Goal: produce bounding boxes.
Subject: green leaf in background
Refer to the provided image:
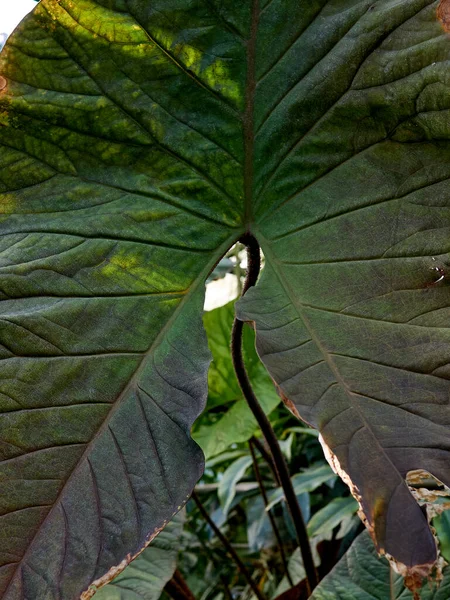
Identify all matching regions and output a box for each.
[2,0,450,595]
[205,450,248,470]
[310,530,450,600]
[93,509,185,600]
[194,301,280,459]
[433,509,450,562]
[307,497,358,539]
[247,490,310,552]
[218,455,253,519]
[266,464,336,512]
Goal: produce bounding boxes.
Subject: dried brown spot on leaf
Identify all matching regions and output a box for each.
[438,0,450,32]
[275,385,302,420]
[319,435,365,518]
[0,76,6,92]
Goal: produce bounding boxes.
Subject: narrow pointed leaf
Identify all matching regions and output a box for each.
[218,455,253,518]
[306,497,358,539]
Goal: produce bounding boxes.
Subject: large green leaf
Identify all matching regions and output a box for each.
[236,0,450,579]
[193,300,280,459]
[1,0,450,597]
[0,2,244,597]
[310,530,450,600]
[93,509,185,600]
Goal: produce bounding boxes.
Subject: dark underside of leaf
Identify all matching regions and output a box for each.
[1,1,450,598]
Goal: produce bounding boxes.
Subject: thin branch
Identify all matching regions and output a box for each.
[250,435,281,486]
[191,520,234,600]
[231,233,319,595]
[249,439,294,587]
[191,491,267,600]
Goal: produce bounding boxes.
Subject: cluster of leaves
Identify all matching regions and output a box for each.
[97,292,450,600]
[3,0,450,598]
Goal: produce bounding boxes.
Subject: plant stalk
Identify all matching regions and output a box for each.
[231,234,319,595]
[250,435,281,486]
[165,569,197,600]
[191,521,234,600]
[191,491,267,600]
[249,439,294,587]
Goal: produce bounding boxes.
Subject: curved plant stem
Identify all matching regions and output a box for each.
[249,439,294,587]
[231,234,319,595]
[191,491,267,600]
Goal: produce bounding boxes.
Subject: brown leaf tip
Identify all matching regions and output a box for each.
[438,0,450,32]
[0,76,6,92]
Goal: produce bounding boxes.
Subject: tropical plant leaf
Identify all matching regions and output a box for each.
[193,301,279,459]
[310,530,450,600]
[273,541,322,598]
[306,497,358,539]
[246,489,310,552]
[0,1,244,597]
[218,455,253,518]
[265,464,336,512]
[236,0,450,578]
[93,509,185,600]
[1,0,450,596]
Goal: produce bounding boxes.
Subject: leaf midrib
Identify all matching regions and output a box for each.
[243,0,260,228]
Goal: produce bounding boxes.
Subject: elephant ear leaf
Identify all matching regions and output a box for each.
[237,0,450,589]
[2,0,450,597]
[0,0,245,598]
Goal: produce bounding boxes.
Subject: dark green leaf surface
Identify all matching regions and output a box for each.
[0,1,245,597]
[310,531,450,600]
[193,301,279,459]
[1,0,450,596]
[237,0,450,575]
[93,509,185,600]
